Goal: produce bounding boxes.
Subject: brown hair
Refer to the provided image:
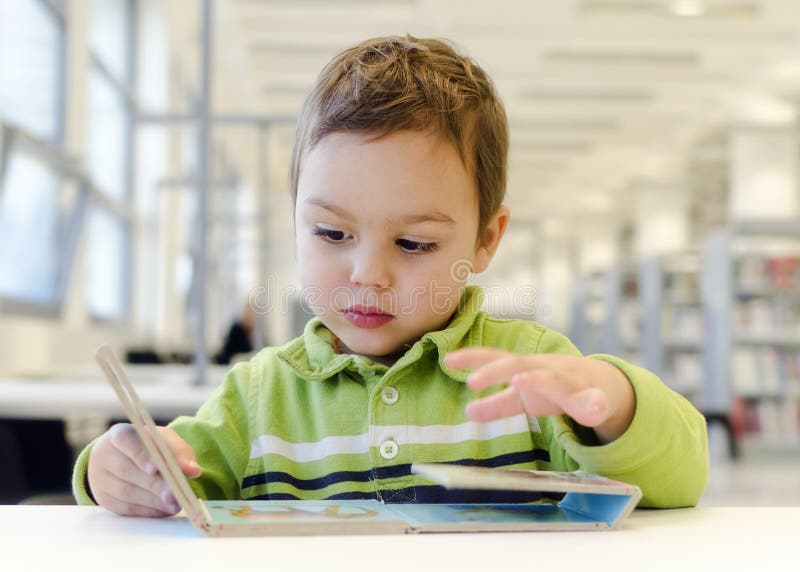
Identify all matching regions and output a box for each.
[289,35,508,237]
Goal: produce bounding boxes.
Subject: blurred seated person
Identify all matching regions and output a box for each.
[214,305,256,365]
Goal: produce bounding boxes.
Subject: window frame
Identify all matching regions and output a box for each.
[84,0,137,324]
[0,0,69,316]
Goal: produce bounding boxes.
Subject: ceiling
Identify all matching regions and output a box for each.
[217,0,800,230]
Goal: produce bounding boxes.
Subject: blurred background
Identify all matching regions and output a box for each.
[0,0,798,505]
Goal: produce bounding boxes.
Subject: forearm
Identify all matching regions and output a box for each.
[556,354,709,507]
[589,359,636,444]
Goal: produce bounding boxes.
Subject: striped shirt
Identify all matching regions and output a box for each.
[72,287,709,508]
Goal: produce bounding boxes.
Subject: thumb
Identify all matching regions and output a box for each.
[157,427,202,478]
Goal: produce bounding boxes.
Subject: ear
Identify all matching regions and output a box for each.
[473,205,510,274]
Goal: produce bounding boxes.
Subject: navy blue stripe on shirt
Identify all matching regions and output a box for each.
[241,448,550,491]
[242,468,374,491]
[444,449,550,468]
[247,486,562,504]
[249,490,379,501]
[406,485,564,504]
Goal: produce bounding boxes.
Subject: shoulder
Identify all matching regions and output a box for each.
[477,313,582,356]
[249,344,291,370]
[247,342,303,384]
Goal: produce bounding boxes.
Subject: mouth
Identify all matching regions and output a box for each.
[345,305,393,316]
[342,306,395,329]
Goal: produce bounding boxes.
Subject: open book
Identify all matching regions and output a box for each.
[95,344,642,537]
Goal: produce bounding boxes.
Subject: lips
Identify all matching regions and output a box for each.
[342,306,395,329]
[347,305,391,316]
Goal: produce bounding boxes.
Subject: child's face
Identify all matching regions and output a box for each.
[295,130,501,360]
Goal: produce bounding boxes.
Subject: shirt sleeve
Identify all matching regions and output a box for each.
[70,361,254,505]
[168,361,253,500]
[71,437,99,505]
[534,329,709,508]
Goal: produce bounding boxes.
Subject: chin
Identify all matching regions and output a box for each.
[339,331,408,358]
[345,338,399,357]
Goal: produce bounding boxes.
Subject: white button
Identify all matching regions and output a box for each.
[379,440,399,460]
[380,386,399,405]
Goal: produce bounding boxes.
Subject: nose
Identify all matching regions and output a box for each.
[349,243,392,289]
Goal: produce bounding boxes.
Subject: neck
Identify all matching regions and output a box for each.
[332,335,410,367]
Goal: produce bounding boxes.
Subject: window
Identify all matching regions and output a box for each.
[87,68,130,200]
[86,0,134,321]
[0,0,67,311]
[0,0,63,143]
[89,0,132,84]
[86,206,129,319]
[0,153,60,304]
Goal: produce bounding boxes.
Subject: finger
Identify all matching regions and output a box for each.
[158,427,202,477]
[465,386,525,422]
[466,354,538,392]
[513,372,610,427]
[98,488,177,518]
[443,347,512,371]
[103,448,178,509]
[108,424,157,476]
[99,469,180,515]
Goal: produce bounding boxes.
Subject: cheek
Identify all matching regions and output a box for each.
[432,244,476,286]
[296,239,344,288]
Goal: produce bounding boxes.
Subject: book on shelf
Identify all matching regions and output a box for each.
[732,347,800,398]
[619,302,639,347]
[664,272,699,301]
[735,298,800,336]
[665,354,702,397]
[739,400,800,448]
[736,255,800,291]
[93,344,642,537]
[662,306,704,341]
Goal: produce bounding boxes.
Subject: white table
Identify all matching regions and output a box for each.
[1,506,796,572]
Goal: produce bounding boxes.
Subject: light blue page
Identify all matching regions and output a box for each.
[204,500,408,526]
[388,503,598,527]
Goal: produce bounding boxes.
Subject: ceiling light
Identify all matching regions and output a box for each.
[668,0,707,17]
[579,0,759,19]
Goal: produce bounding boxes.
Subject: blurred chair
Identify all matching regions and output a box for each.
[0,419,73,504]
[0,422,26,504]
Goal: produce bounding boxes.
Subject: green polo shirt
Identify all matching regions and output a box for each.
[72,286,708,508]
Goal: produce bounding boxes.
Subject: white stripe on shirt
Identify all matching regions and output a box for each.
[250,414,531,462]
[249,433,370,461]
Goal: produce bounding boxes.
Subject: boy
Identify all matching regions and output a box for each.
[73,35,708,517]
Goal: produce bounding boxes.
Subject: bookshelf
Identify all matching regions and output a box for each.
[570,264,639,359]
[571,257,703,402]
[618,266,640,364]
[571,230,800,455]
[640,254,704,404]
[704,223,800,451]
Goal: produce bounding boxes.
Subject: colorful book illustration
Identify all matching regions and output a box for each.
[95,344,642,537]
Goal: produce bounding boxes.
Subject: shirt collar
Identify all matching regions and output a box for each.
[277,285,485,382]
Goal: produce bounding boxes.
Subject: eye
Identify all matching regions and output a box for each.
[396,238,438,255]
[313,227,350,243]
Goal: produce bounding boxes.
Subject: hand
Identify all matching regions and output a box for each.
[444,348,636,443]
[87,423,202,517]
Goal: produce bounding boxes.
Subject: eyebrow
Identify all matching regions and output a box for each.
[398,212,456,225]
[304,198,354,221]
[304,197,456,226]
